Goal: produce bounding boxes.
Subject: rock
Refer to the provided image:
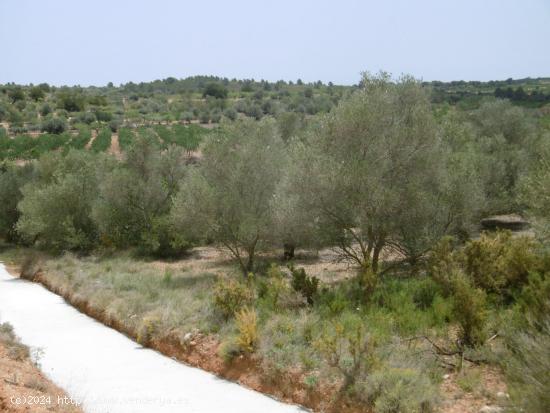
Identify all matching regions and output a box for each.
[496,391,509,400]
[481,214,529,231]
[189,340,197,347]
[182,332,193,343]
[443,374,451,380]
[479,405,503,413]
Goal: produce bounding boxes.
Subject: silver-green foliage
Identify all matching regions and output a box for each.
[283,73,476,273]
[170,119,284,273]
[17,150,105,251]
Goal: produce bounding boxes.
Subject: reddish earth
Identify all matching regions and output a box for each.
[108,133,122,159]
[0,339,82,413]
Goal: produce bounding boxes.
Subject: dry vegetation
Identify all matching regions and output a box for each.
[2,242,531,413]
[0,322,83,413]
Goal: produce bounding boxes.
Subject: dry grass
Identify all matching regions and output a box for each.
[35,251,224,340]
[0,323,30,361]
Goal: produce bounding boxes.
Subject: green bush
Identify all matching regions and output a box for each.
[91,127,112,152]
[315,313,373,389]
[118,127,135,150]
[40,117,66,134]
[17,150,100,251]
[203,82,228,99]
[259,264,291,308]
[451,272,487,347]
[363,367,438,413]
[504,314,550,413]
[427,236,458,297]
[68,125,92,149]
[412,277,440,310]
[290,265,319,305]
[461,231,540,296]
[429,232,544,299]
[138,215,189,258]
[517,272,550,327]
[212,277,254,319]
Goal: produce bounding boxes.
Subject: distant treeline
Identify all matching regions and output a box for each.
[494,86,550,104]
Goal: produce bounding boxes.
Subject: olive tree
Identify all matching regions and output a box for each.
[469,99,536,214]
[170,119,284,274]
[92,137,187,256]
[284,73,477,279]
[0,162,34,242]
[17,151,104,251]
[520,137,550,241]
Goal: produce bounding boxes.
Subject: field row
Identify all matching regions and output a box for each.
[0,124,207,161]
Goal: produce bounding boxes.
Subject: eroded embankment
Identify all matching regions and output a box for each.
[0,265,310,413]
[11,267,360,413]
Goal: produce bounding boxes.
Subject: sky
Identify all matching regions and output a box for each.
[1,0,549,86]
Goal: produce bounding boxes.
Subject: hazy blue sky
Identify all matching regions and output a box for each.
[1,0,549,86]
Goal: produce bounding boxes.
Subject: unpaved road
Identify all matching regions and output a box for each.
[0,264,306,413]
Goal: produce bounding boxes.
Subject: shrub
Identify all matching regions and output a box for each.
[39,103,52,117]
[451,272,487,347]
[212,277,254,319]
[40,117,66,134]
[429,232,544,299]
[224,107,238,121]
[95,110,112,122]
[363,367,438,413]
[218,338,241,363]
[504,314,550,413]
[259,311,320,379]
[517,272,550,327]
[412,278,440,310]
[91,127,111,152]
[0,322,30,361]
[290,265,319,305]
[139,215,189,258]
[19,251,43,281]
[460,231,540,296]
[260,264,291,308]
[203,83,228,99]
[427,236,458,297]
[315,313,373,389]
[235,307,258,352]
[137,316,158,346]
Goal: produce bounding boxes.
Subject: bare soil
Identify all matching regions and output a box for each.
[108,133,122,159]
[0,338,82,413]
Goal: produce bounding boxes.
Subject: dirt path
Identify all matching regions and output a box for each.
[108,133,122,159]
[85,129,97,150]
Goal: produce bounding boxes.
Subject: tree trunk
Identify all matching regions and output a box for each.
[372,240,384,274]
[244,239,258,274]
[245,254,254,273]
[283,243,295,260]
